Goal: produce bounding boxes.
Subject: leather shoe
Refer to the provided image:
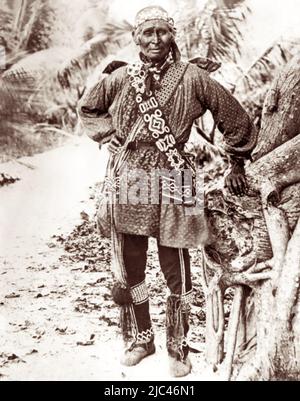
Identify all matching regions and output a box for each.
[121,341,156,366]
[169,356,192,377]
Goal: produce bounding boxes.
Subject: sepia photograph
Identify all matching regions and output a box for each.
[0,0,299,384]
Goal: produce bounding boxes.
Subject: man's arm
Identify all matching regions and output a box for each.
[77,67,125,146]
[194,66,257,196]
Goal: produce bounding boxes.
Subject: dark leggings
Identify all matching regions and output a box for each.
[123,234,192,295]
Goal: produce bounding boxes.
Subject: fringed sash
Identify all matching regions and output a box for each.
[110,62,191,343]
[127,62,196,206]
[111,62,190,286]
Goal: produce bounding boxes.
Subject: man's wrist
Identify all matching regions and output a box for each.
[229,155,245,168]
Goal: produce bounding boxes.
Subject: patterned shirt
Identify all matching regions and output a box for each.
[78,61,257,248]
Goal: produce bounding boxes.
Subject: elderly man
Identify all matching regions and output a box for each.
[78,6,256,377]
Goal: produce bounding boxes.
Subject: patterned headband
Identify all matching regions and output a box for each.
[134,6,175,30]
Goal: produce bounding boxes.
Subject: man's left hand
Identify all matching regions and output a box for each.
[224,162,248,197]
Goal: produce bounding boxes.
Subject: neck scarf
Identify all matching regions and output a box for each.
[139,52,172,93]
[138,38,181,94]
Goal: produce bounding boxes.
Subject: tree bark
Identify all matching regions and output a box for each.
[252,54,300,161]
[203,54,300,381]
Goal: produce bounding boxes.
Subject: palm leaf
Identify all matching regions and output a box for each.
[100,20,133,43]
[233,39,300,127]
[56,33,110,89]
[18,0,42,51]
[1,46,75,120]
[0,0,43,57]
[3,46,74,81]
[181,0,250,62]
[0,74,42,120]
[56,22,132,89]
[236,40,298,92]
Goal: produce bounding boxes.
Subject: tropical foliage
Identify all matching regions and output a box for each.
[0,0,132,160]
[175,0,250,61]
[0,0,299,161]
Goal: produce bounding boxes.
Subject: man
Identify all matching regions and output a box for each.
[78,6,257,377]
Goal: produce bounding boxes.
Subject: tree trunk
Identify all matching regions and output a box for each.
[203,54,300,381]
[252,54,300,161]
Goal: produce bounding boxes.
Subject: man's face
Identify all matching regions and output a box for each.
[137,20,173,63]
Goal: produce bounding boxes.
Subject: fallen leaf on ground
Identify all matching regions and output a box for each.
[26,349,38,355]
[18,321,32,330]
[5,293,20,299]
[5,354,26,364]
[55,327,68,334]
[76,339,95,346]
[0,173,20,187]
[32,329,45,340]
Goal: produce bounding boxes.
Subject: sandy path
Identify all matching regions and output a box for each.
[0,138,211,381]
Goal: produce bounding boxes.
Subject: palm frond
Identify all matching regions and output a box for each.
[0,0,44,57]
[236,40,298,92]
[201,1,249,61]
[233,39,300,127]
[177,0,250,61]
[101,20,133,44]
[18,0,42,51]
[3,46,73,81]
[218,0,244,8]
[56,22,132,89]
[0,5,18,54]
[1,46,75,121]
[0,74,42,120]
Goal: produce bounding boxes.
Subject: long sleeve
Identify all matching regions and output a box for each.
[194,66,257,159]
[77,67,126,144]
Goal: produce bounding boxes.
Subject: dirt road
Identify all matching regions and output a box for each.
[0,138,210,381]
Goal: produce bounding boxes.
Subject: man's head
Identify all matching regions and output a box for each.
[133,6,177,63]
